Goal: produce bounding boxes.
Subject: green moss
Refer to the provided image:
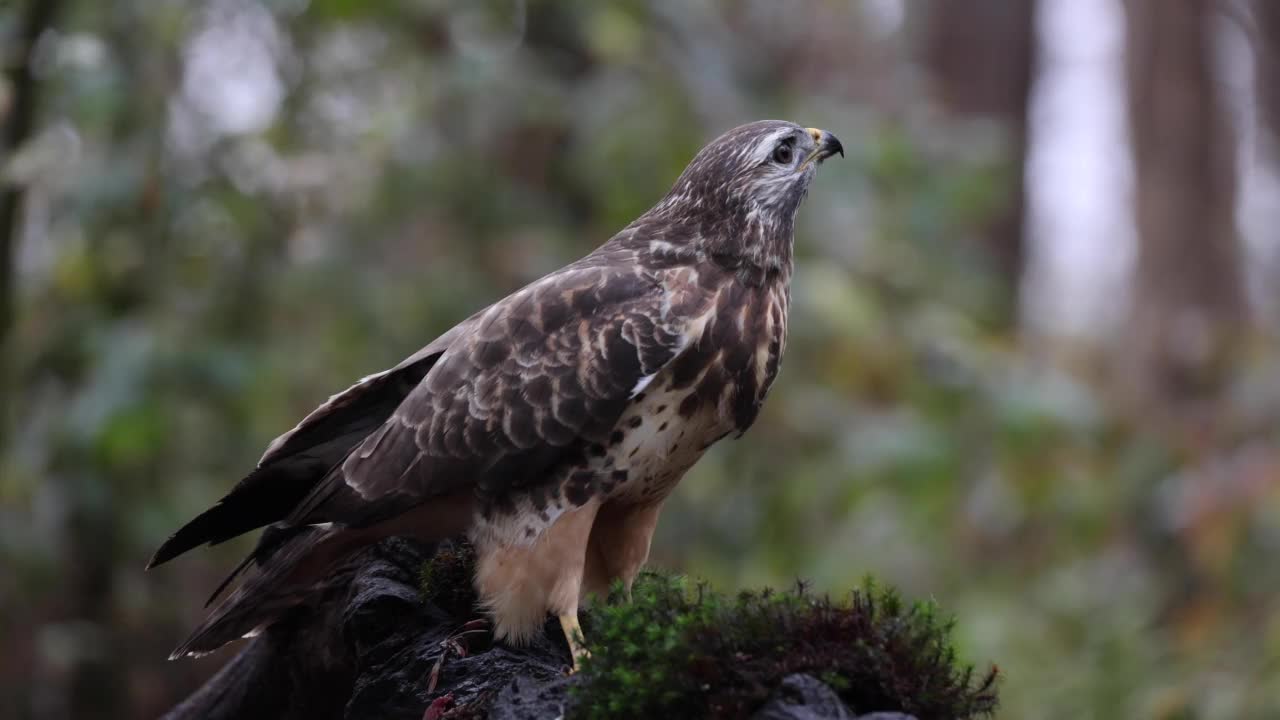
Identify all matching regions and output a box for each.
[416,547,997,719]
[418,539,481,617]
[572,573,998,720]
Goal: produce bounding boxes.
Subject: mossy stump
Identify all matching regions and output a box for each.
[162,538,997,720]
[419,541,998,719]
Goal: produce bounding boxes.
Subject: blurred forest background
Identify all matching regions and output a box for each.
[2,0,1280,718]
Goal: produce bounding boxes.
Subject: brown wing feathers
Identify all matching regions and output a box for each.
[163,262,704,656]
[146,311,489,569]
[284,262,688,528]
[145,352,442,569]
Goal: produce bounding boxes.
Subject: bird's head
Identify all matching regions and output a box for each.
[645,120,843,272]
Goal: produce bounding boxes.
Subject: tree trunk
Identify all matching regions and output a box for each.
[1121,0,1245,424]
[1258,0,1280,156]
[0,0,63,448]
[923,0,1038,323]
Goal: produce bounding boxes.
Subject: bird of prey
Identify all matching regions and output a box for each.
[150,120,843,668]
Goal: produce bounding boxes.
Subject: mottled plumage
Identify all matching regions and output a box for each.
[151,120,842,663]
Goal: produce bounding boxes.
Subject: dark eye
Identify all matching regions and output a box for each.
[772,142,794,164]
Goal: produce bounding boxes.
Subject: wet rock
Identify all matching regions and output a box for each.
[487,674,579,720]
[340,539,574,719]
[751,674,855,720]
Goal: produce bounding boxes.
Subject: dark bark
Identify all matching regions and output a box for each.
[923,0,1037,319]
[162,539,575,720]
[1122,0,1245,421]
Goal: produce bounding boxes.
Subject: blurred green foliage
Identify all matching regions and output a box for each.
[2,1,1279,719]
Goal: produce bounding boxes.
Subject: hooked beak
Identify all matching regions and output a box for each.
[799,127,844,169]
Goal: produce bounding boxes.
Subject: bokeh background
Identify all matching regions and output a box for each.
[3,0,1280,717]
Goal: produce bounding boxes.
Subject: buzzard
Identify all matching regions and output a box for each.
[150,120,843,667]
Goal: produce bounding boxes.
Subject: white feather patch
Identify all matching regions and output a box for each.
[630,373,658,397]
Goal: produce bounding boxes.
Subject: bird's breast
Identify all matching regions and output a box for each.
[470,277,789,547]
[595,375,728,504]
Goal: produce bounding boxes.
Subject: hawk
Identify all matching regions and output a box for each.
[150,120,843,667]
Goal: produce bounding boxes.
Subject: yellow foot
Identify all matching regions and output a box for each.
[558,613,591,673]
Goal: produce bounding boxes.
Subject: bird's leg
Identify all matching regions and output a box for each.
[558,612,591,672]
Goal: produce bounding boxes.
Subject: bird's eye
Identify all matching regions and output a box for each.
[772,142,794,164]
